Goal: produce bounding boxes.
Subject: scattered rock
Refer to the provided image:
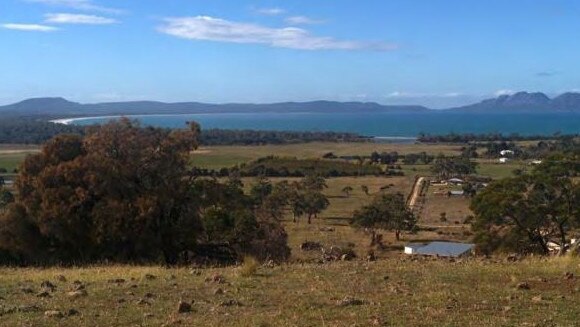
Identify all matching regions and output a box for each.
[337,296,365,306]
[516,282,530,290]
[532,295,544,303]
[220,299,242,307]
[41,281,56,292]
[564,272,574,280]
[177,300,192,313]
[67,308,80,316]
[205,273,226,284]
[21,287,34,294]
[322,246,357,262]
[44,310,64,318]
[36,291,52,298]
[144,274,157,281]
[300,241,322,251]
[67,289,88,299]
[136,298,151,306]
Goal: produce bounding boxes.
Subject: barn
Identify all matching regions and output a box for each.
[404,241,475,258]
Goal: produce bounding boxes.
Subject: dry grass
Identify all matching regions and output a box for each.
[0,257,577,326]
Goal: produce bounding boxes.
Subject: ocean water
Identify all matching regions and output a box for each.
[69,112,580,137]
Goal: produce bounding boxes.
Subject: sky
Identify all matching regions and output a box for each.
[1,0,580,108]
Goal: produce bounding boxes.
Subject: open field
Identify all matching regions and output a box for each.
[191,142,462,170]
[0,257,577,326]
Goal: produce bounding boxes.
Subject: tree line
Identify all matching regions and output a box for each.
[418,132,579,144]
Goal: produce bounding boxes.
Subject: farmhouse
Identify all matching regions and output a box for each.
[404,242,475,258]
[448,178,464,185]
[500,150,514,156]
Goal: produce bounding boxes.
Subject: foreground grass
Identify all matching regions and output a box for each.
[0,257,577,326]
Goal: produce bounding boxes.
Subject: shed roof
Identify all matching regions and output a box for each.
[415,242,474,257]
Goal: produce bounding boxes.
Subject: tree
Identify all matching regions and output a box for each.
[351,193,416,242]
[6,119,202,264]
[0,188,14,209]
[471,156,579,255]
[342,186,353,198]
[249,175,273,206]
[302,191,330,224]
[431,155,477,179]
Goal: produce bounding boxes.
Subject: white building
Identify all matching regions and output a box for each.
[500,150,515,156]
[499,157,509,164]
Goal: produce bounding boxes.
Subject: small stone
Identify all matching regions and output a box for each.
[36,291,52,298]
[67,289,88,299]
[44,310,64,318]
[337,296,365,306]
[41,281,56,292]
[516,282,530,290]
[177,300,192,313]
[503,306,512,312]
[21,287,34,294]
[67,308,80,316]
[220,299,242,307]
[532,295,544,302]
[144,274,157,280]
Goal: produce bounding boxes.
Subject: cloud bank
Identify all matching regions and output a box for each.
[158,16,397,51]
[1,23,58,31]
[45,13,117,24]
[25,0,122,14]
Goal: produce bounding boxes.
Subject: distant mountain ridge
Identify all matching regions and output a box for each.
[449,92,580,113]
[0,98,428,118]
[1,92,580,118]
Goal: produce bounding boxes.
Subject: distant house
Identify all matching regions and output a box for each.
[499,157,509,164]
[448,190,465,197]
[404,242,475,258]
[530,160,543,165]
[448,178,464,185]
[500,150,514,156]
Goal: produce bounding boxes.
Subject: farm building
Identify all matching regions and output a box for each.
[500,150,514,156]
[404,242,475,258]
[448,190,465,197]
[499,157,509,164]
[448,178,464,185]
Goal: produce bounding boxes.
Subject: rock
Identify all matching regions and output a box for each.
[220,299,242,307]
[532,295,544,303]
[564,272,574,280]
[36,291,52,298]
[21,287,34,294]
[503,306,512,312]
[67,308,80,316]
[337,296,365,306]
[300,241,322,251]
[67,289,88,299]
[41,281,56,292]
[136,298,151,306]
[44,310,64,318]
[144,274,157,280]
[516,282,530,290]
[177,300,192,313]
[205,273,226,284]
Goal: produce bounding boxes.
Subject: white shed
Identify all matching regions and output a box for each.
[499,157,509,164]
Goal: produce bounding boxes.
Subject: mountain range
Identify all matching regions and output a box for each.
[1,92,579,119]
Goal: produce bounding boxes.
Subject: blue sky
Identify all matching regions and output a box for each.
[1,0,580,108]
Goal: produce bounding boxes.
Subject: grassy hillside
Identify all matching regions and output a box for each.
[0,257,577,326]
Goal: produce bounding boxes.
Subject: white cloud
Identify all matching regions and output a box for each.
[494,89,515,96]
[45,13,118,24]
[1,23,58,32]
[255,7,285,16]
[24,0,123,14]
[386,91,463,98]
[158,16,397,51]
[285,16,325,25]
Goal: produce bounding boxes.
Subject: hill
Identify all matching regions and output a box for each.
[0,98,428,119]
[449,91,580,113]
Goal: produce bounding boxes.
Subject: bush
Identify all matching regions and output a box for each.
[238,256,259,277]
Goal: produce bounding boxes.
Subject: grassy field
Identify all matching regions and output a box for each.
[0,257,577,326]
[191,142,462,170]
